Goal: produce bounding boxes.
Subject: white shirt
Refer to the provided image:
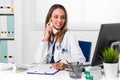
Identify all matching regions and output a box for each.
[35,31,86,64]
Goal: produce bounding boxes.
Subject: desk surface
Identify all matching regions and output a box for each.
[0,67,120,80]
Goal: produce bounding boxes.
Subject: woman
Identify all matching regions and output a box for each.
[35,4,85,70]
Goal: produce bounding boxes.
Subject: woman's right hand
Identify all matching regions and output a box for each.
[43,22,53,41]
[52,62,68,70]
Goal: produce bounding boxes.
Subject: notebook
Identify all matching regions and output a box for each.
[26,64,59,75]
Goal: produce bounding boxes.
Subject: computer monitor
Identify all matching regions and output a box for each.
[91,23,120,66]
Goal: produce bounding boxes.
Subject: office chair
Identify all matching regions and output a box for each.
[78,40,92,62]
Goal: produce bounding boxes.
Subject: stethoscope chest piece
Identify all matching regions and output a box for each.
[56,44,61,50]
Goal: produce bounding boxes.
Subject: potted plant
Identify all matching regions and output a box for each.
[102,47,119,79]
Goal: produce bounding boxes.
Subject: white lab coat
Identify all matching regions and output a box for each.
[35,31,86,64]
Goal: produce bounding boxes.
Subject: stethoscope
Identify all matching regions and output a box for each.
[49,30,68,53]
[50,40,68,54]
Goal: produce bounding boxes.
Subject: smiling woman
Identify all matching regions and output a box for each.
[34,4,86,70]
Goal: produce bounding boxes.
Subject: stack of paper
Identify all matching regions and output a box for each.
[0,63,13,70]
[26,64,59,75]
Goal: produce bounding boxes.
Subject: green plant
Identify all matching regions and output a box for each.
[102,47,119,63]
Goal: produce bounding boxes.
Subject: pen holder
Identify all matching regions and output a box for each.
[68,62,83,79]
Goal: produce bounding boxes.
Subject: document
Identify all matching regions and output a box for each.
[26,64,59,75]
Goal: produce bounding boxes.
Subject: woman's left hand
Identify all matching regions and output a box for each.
[52,62,68,70]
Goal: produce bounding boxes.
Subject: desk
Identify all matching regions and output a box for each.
[0,69,84,80]
[0,68,120,80]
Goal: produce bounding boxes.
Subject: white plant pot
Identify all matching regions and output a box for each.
[103,62,118,79]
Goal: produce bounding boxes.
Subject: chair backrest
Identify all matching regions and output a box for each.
[78,40,92,62]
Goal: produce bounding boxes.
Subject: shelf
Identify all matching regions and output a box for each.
[0,38,14,40]
[0,14,14,15]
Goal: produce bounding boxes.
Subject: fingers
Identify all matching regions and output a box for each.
[46,22,52,34]
[52,63,67,70]
[52,63,63,70]
[43,22,52,41]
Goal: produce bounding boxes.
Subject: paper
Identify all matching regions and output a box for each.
[26,64,59,75]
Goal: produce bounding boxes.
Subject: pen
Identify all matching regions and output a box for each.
[66,60,71,64]
[56,59,62,63]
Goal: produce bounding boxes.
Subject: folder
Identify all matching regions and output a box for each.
[0,0,12,14]
[7,15,14,38]
[7,40,15,63]
[0,40,8,63]
[0,0,4,13]
[26,64,59,75]
[0,16,7,38]
[0,41,2,61]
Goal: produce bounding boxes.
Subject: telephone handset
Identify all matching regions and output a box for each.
[49,20,58,34]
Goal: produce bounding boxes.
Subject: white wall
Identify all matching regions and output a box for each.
[31,0,120,30]
[84,0,120,23]
[20,0,120,64]
[14,0,23,65]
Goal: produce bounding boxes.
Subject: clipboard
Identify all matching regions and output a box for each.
[26,64,59,75]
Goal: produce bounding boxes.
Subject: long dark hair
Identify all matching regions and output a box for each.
[45,4,68,43]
